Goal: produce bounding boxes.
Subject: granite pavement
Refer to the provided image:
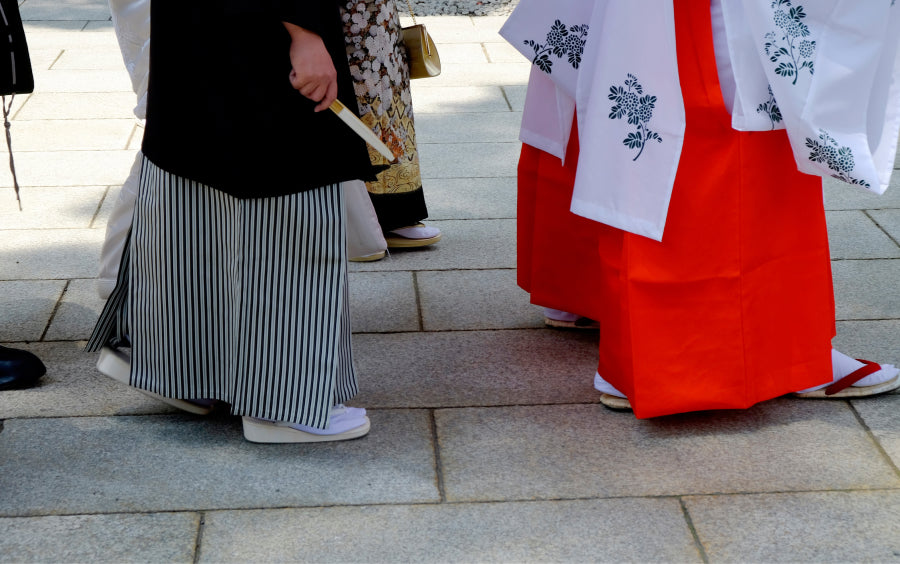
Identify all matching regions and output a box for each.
[2,2,900,562]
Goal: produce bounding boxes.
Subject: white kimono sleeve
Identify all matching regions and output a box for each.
[738,0,900,194]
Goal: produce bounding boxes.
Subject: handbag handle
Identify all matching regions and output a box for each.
[404,0,417,26]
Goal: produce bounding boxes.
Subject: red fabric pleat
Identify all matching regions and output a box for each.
[517,129,605,320]
[517,0,836,418]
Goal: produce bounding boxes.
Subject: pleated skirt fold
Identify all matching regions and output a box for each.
[92,157,356,430]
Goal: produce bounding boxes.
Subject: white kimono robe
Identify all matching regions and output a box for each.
[501,0,900,241]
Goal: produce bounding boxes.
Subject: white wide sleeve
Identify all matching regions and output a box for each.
[739,0,900,194]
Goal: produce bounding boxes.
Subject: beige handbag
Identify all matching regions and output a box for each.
[401,0,441,79]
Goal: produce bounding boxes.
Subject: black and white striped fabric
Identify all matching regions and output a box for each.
[94,157,356,430]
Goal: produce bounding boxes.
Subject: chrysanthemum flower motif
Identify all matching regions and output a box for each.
[637,104,653,124]
[622,92,640,113]
[547,20,568,48]
[774,10,791,29]
[798,39,814,58]
[837,153,854,173]
[564,34,584,58]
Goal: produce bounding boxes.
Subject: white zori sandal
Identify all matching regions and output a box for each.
[242,405,370,443]
[384,223,441,248]
[793,349,900,398]
[543,308,599,330]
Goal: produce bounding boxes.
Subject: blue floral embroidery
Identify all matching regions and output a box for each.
[764,0,815,85]
[608,74,662,161]
[524,20,589,74]
[756,85,782,130]
[805,130,871,188]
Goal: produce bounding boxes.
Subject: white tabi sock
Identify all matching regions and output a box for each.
[795,349,899,393]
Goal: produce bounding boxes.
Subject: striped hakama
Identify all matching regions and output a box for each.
[89,158,356,430]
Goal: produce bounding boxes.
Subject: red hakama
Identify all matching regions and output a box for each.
[517,0,836,418]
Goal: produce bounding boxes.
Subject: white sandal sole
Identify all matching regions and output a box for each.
[97,347,213,415]
[242,416,371,443]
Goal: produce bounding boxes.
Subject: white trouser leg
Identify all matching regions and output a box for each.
[97,151,141,299]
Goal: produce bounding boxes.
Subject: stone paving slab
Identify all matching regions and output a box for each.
[484,41,527,63]
[94,185,122,227]
[424,176,516,220]
[0,150,137,187]
[404,16,510,44]
[15,93,135,120]
[418,268,540,330]
[0,228,104,279]
[0,119,134,152]
[832,259,900,320]
[27,47,65,71]
[20,0,110,21]
[52,47,128,71]
[0,341,181,419]
[349,271,420,333]
[44,278,105,340]
[434,42,489,64]
[198,498,701,563]
[852,394,900,470]
[0,512,200,564]
[833,320,900,373]
[826,210,900,259]
[0,410,438,516]
[684,491,900,563]
[0,186,106,229]
[435,402,900,502]
[353,329,599,408]
[503,84,527,111]
[416,111,522,144]
[23,21,91,35]
[409,85,511,113]
[869,208,900,242]
[418,141,519,179]
[0,280,64,341]
[824,168,900,210]
[31,69,132,93]
[423,62,531,87]
[349,219,516,272]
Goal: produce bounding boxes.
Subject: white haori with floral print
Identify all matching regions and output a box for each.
[503,0,900,240]
[520,66,576,162]
[502,0,686,241]
[730,0,900,194]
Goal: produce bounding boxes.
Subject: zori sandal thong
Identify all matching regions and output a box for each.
[793,359,900,399]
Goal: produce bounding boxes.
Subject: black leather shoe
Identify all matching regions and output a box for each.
[0,345,46,390]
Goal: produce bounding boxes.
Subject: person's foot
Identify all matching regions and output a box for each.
[794,349,900,398]
[543,308,599,330]
[0,345,46,391]
[385,223,441,248]
[242,404,370,443]
[594,372,632,411]
[96,346,216,415]
[349,250,387,262]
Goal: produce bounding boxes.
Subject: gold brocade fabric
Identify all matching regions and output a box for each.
[341,0,423,196]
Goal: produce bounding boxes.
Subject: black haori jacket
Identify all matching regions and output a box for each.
[141,0,376,199]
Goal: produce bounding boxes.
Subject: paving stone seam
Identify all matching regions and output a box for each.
[192,511,206,564]
[411,271,426,332]
[89,188,112,228]
[428,409,448,502]
[848,401,900,479]
[833,317,900,322]
[831,256,900,261]
[864,209,900,248]
[678,497,711,564]
[37,279,68,341]
[6,489,900,521]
